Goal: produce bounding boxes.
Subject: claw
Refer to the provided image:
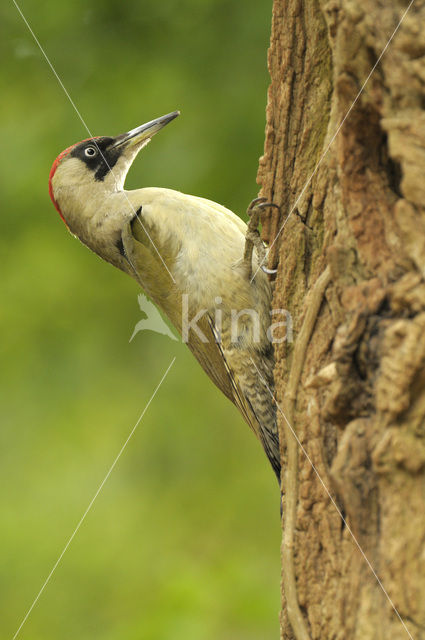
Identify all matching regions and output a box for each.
[241,198,280,279]
[248,196,268,211]
[261,266,277,275]
[257,202,280,211]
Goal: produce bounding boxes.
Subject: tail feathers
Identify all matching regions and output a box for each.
[243,390,280,481]
[260,428,281,481]
[200,315,281,480]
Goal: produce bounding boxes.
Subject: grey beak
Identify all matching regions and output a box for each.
[112,111,180,148]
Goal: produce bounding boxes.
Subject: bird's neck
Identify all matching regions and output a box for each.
[57,183,117,233]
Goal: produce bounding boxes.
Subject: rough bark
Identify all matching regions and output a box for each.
[257,1,425,639]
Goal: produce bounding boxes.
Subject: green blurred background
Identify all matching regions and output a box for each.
[0,1,280,638]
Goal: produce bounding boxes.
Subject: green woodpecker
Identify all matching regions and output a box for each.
[49,111,280,478]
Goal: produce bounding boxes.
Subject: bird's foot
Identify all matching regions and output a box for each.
[242,197,279,279]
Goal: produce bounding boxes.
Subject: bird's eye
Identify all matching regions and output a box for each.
[84,146,97,157]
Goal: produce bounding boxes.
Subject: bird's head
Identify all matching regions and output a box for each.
[49,111,180,228]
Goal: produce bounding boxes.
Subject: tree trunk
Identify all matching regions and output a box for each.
[257,1,425,639]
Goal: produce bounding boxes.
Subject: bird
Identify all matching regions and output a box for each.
[49,111,280,479]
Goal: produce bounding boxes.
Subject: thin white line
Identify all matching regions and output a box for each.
[12,357,176,640]
[251,0,416,283]
[250,357,415,640]
[12,0,176,285]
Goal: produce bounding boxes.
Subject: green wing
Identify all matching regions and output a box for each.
[121,217,260,437]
